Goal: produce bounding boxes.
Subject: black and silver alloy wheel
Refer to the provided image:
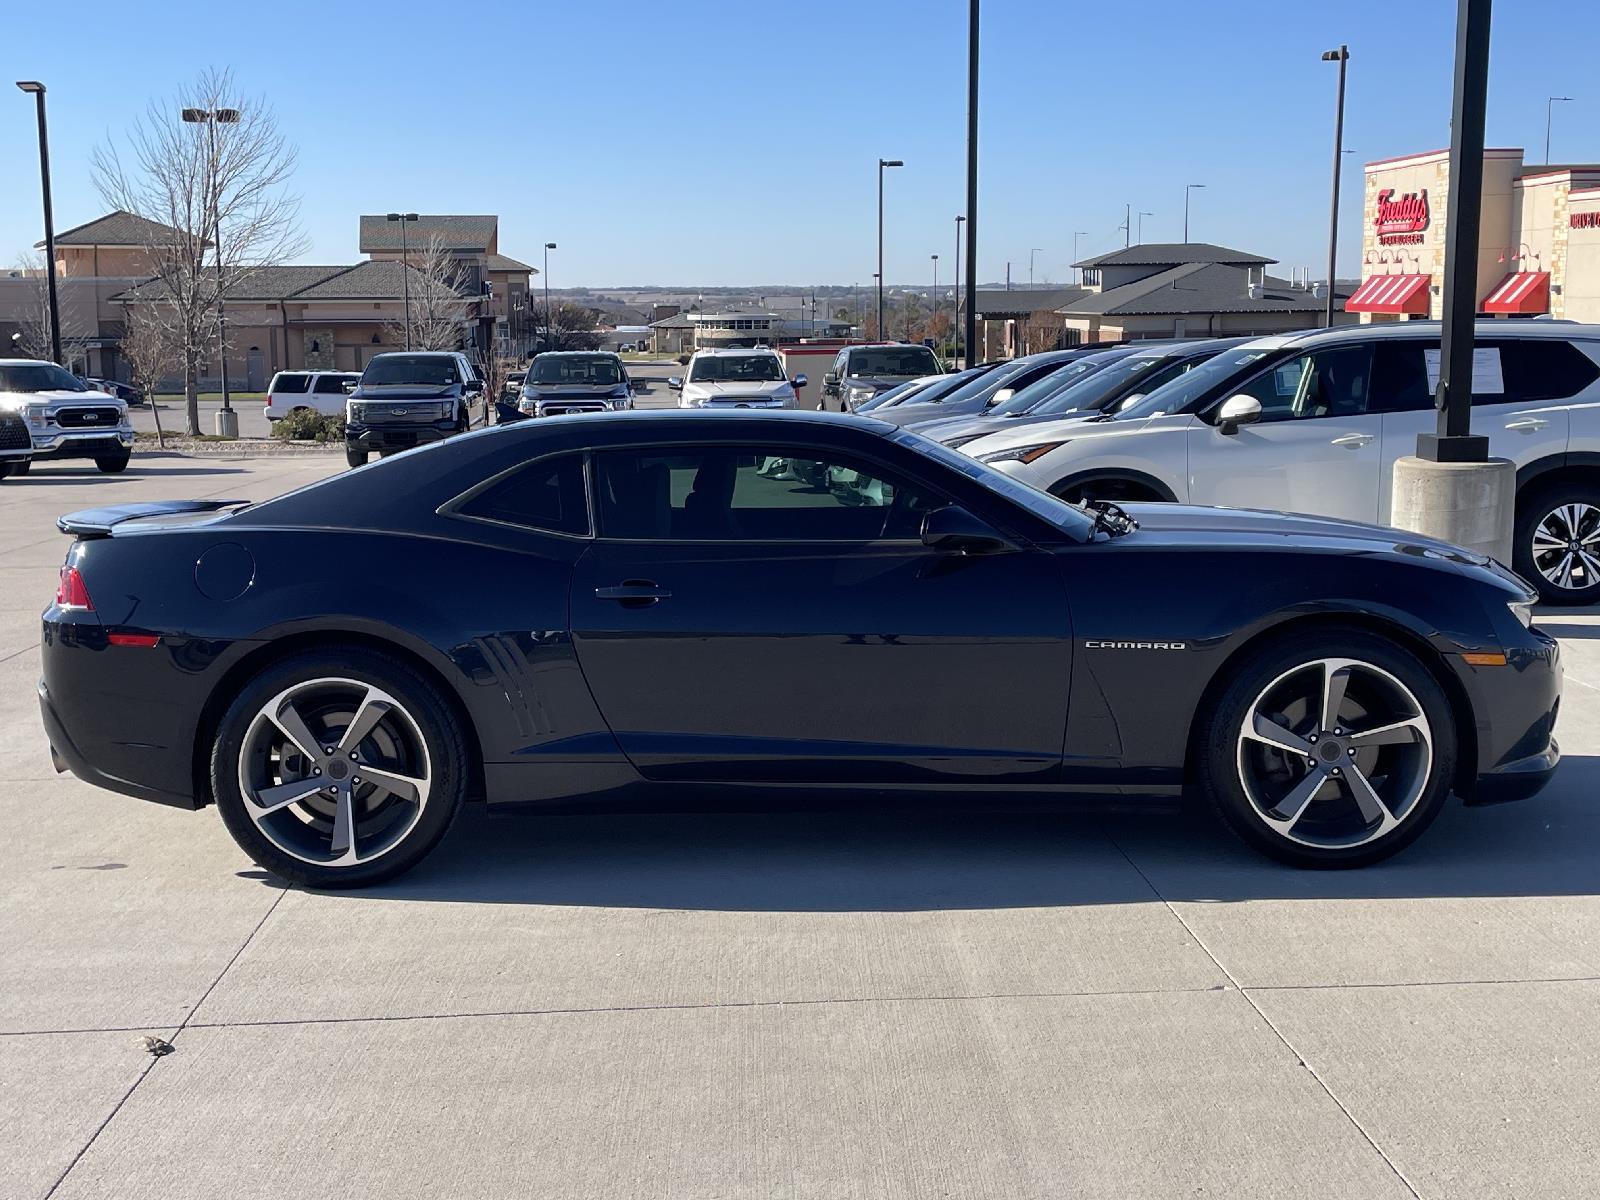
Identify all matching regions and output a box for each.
[1515,484,1600,604]
[213,649,467,887]
[1199,631,1455,867]
[1236,658,1431,850]
[239,678,432,869]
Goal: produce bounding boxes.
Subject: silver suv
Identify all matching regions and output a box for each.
[0,359,134,474]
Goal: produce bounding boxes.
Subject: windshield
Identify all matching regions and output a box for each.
[848,346,940,377]
[362,355,459,386]
[1029,352,1181,417]
[532,356,623,385]
[922,358,1033,409]
[1114,345,1281,419]
[689,355,783,382]
[0,363,89,394]
[988,354,1123,416]
[892,427,1096,538]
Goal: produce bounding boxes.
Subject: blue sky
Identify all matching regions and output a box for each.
[2,0,1595,287]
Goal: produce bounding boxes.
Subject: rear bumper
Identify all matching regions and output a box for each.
[39,677,199,809]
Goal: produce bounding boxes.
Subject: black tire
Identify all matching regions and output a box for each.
[345,448,369,468]
[95,453,130,474]
[1195,629,1456,868]
[211,647,469,888]
[1513,481,1600,605]
[10,460,30,476]
[0,463,11,481]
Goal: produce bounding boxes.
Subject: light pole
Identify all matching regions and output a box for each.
[386,213,418,350]
[1073,231,1087,282]
[1545,95,1573,163]
[1184,184,1206,243]
[542,242,556,352]
[1028,247,1043,286]
[1136,213,1153,244]
[1322,46,1350,328]
[877,158,903,338]
[15,82,60,366]
[930,254,939,348]
[963,0,979,370]
[183,105,241,434]
[953,216,965,363]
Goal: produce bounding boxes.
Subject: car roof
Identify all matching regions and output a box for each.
[0,358,57,367]
[1234,320,1600,355]
[536,350,619,358]
[691,347,780,357]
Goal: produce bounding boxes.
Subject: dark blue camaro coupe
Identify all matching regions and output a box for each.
[40,411,1559,886]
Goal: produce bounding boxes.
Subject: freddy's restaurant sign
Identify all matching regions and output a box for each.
[1376,188,1430,245]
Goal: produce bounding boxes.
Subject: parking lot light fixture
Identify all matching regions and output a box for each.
[386,213,418,350]
[930,254,939,345]
[1546,95,1573,163]
[1322,46,1351,328]
[1184,184,1206,243]
[17,81,62,366]
[953,216,965,362]
[877,159,903,338]
[1073,231,1087,283]
[543,242,557,353]
[184,106,242,419]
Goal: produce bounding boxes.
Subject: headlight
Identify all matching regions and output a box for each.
[348,402,367,421]
[1509,599,1535,629]
[942,432,985,449]
[847,386,875,403]
[976,441,1068,465]
[24,404,48,428]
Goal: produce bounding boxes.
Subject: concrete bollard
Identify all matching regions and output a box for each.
[1390,455,1515,565]
[213,408,239,439]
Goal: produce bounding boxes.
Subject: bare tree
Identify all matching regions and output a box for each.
[119,304,181,448]
[1020,309,1064,355]
[94,67,304,435]
[545,302,603,352]
[381,234,476,352]
[11,253,94,369]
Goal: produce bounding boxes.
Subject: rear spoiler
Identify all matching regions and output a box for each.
[57,499,248,539]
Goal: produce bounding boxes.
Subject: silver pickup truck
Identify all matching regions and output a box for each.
[0,359,135,474]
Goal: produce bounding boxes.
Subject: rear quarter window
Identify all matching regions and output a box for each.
[1495,339,1600,403]
[454,455,589,536]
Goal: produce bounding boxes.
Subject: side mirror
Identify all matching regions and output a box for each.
[823,371,839,392]
[792,373,808,389]
[668,376,683,390]
[1216,394,1263,434]
[342,380,358,394]
[921,505,1012,555]
[988,387,1015,407]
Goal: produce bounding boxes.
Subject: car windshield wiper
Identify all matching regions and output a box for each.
[1081,498,1139,538]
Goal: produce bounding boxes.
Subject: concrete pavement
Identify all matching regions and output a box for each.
[3,451,1600,1198]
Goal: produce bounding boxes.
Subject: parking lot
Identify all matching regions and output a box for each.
[4,451,1600,1199]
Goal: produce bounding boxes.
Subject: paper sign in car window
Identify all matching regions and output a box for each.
[1424,347,1504,395]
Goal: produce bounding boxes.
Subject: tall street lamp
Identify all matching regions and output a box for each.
[1184,184,1206,243]
[1073,231,1087,282]
[877,158,903,337]
[542,242,557,352]
[1546,95,1573,163]
[17,81,62,366]
[963,0,980,366]
[183,105,240,433]
[1028,247,1043,287]
[1136,213,1153,244]
[930,254,939,347]
[953,215,965,361]
[386,213,418,350]
[1322,46,1351,328]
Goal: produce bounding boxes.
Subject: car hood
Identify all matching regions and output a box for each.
[1120,502,1497,568]
[682,380,791,398]
[526,382,625,396]
[350,383,461,400]
[872,397,992,428]
[0,387,118,409]
[959,411,1174,456]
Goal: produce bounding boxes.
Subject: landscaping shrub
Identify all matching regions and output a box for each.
[272,410,346,443]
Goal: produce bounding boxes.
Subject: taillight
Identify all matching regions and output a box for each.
[55,565,94,610]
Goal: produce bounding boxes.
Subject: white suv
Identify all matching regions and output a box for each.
[959,321,1600,604]
[669,349,801,409]
[264,370,361,420]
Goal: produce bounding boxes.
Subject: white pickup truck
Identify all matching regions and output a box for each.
[960,321,1600,603]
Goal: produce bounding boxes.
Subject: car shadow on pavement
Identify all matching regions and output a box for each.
[339,754,1600,911]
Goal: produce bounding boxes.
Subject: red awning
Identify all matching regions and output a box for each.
[1345,273,1432,315]
[1482,271,1551,314]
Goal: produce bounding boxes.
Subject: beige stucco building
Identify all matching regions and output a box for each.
[1350,147,1600,323]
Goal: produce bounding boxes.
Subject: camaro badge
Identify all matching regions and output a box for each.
[1084,640,1188,650]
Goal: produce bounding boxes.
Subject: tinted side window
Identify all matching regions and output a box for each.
[594,448,942,542]
[1370,341,1434,413]
[1494,339,1600,404]
[312,374,350,393]
[272,373,310,394]
[457,455,589,535]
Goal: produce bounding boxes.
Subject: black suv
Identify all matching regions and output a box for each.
[344,351,482,468]
[820,343,943,411]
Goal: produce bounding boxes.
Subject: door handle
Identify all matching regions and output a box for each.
[594,580,671,605]
[1505,417,1548,432]
[1330,433,1374,448]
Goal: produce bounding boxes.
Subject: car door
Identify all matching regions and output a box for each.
[1186,343,1383,523]
[1374,337,1576,523]
[568,442,1073,785]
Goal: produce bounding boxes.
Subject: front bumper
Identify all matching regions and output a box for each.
[31,428,135,461]
[1460,625,1562,806]
[346,420,457,452]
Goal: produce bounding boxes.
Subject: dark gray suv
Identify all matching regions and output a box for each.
[820,343,943,411]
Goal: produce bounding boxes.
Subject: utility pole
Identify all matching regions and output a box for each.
[1322,46,1350,327]
[1123,203,1131,248]
[954,215,964,364]
[963,0,979,372]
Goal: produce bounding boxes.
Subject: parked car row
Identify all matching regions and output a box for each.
[0,359,136,479]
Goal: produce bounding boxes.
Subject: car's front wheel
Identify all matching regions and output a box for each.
[1514,482,1600,604]
[9,460,31,476]
[95,452,130,474]
[1196,630,1455,868]
[345,449,369,468]
[212,649,469,888]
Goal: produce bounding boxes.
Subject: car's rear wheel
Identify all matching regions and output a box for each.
[212,649,468,888]
[345,449,369,468]
[95,452,130,474]
[1196,630,1455,867]
[1514,482,1600,604]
